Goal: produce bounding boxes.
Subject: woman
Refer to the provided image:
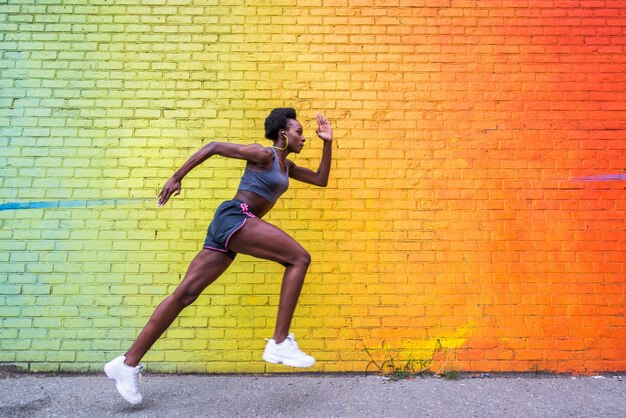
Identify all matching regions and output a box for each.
[105,108,333,405]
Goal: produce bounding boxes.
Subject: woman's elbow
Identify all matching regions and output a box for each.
[203,142,217,156]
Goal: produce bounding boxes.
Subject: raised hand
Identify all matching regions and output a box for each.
[315,113,333,142]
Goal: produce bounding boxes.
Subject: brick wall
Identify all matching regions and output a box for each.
[1,0,624,374]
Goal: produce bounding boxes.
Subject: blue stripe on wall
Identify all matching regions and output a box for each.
[572,173,626,182]
[0,198,151,211]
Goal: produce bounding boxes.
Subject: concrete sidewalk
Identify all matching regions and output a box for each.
[0,372,624,417]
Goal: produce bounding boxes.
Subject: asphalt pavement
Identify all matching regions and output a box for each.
[0,372,624,417]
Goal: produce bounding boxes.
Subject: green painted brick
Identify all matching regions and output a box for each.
[106,307,134,318]
[107,329,138,340]
[1,340,31,350]
[44,23,72,32]
[51,285,81,296]
[18,328,48,339]
[25,263,54,273]
[15,351,47,362]
[0,329,19,339]
[53,262,83,272]
[110,285,140,294]
[57,363,93,372]
[69,230,99,240]
[138,285,167,295]
[21,285,51,295]
[62,318,93,328]
[93,296,124,306]
[48,329,77,340]
[113,242,141,251]
[19,307,50,317]
[181,340,208,350]
[123,296,154,306]
[79,285,111,295]
[0,285,21,295]
[150,363,177,373]
[97,230,128,241]
[32,317,62,328]
[29,363,60,373]
[91,340,125,351]
[92,318,121,329]
[3,295,33,306]
[45,352,76,362]
[49,306,79,316]
[78,307,108,318]
[76,322,108,337]
[3,177,33,188]
[3,318,33,328]
[176,363,209,373]
[64,296,95,306]
[81,263,112,273]
[25,241,55,252]
[124,318,150,329]
[178,317,207,328]
[0,352,17,362]
[76,352,107,363]
[35,296,65,306]
[61,337,95,352]
[9,230,40,240]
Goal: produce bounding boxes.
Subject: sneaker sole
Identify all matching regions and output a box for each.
[104,363,142,405]
[263,352,315,368]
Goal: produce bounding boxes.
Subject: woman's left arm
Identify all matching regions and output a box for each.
[288,113,333,187]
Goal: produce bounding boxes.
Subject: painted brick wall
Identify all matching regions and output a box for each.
[1,0,625,374]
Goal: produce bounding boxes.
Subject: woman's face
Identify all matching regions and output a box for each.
[284,119,305,153]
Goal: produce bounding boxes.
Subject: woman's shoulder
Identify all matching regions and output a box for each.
[241,144,274,169]
[246,144,274,164]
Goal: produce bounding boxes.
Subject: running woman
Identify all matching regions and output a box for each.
[105,108,333,404]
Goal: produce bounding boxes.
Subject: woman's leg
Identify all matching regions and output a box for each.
[227,218,311,343]
[124,249,234,366]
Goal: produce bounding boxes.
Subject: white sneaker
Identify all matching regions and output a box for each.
[263,333,316,368]
[104,355,143,405]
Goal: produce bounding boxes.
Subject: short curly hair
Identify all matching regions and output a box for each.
[264,107,297,140]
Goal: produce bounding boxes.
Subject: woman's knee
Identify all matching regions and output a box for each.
[289,249,311,268]
[172,288,200,308]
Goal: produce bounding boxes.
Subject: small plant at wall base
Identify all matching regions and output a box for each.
[442,370,461,380]
[362,339,451,381]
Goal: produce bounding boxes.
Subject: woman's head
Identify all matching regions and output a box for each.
[264,108,297,140]
[264,107,305,153]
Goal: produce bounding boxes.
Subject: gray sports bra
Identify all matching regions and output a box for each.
[237,148,289,203]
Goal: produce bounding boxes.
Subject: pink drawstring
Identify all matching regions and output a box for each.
[240,203,256,218]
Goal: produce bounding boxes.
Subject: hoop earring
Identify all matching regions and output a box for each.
[272,133,288,150]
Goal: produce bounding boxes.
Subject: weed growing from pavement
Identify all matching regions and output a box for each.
[361,338,453,381]
[442,370,461,380]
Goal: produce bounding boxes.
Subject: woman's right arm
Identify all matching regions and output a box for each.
[158,142,272,206]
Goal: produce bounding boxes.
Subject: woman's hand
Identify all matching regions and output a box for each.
[157,176,181,207]
[315,113,333,142]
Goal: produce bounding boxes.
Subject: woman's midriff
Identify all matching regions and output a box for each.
[233,190,274,218]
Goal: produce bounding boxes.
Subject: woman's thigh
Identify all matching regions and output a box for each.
[227,217,309,266]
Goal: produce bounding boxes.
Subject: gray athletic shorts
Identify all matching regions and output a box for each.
[203,200,256,260]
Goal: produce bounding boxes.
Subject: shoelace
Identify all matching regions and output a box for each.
[265,334,301,351]
[133,364,144,388]
[284,336,307,355]
[284,336,298,349]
